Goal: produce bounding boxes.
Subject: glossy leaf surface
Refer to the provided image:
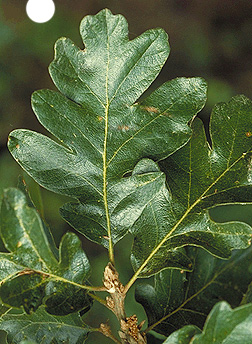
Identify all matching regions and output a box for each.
[130,95,252,276]
[7,9,207,253]
[136,245,252,336]
[0,307,90,344]
[0,188,92,315]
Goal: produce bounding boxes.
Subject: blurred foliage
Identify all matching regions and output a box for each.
[1,0,252,343]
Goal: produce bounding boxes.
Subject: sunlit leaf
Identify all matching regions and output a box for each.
[7,9,207,253]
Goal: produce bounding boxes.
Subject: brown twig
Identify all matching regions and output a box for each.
[103,263,147,344]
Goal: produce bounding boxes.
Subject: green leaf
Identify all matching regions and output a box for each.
[190,301,252,344]
[136,245,252,336]
[0,307,90,344]
[130,95,252,277]
[16,176,59,260]
[7,9,207,255]
[241,283,252,305]
[0,304,9,317]
[163,301,252,344]
[162,325,200,344]
[0,188,92,315]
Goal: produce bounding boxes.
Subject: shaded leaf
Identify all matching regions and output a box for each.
[241,281,252,305]
[130,95,252,277]
[0,304,9,317]
[17,176,59,260]
[136,245,252,336]
[0,307,90,344]
[7,9,207,252]
[0,188,92,315]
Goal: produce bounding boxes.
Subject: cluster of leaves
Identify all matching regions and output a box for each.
[1,8,252,344]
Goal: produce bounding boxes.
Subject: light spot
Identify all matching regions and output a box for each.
[246,132,252,137]
[26,0,55,23]
[17,241,22,248]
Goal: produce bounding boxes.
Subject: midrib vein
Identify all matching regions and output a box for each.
[103,25,114,265]
[124,152,246,293]
[0,263,96,292]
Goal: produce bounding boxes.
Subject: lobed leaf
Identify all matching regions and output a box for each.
[190,301,252,344]
[130,95,252,277]
[7,9,207,253]
[0,188,92,315]
[0,307,90,344]
[136,245,252,336]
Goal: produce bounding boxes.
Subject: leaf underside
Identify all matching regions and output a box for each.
[0,188,92,316]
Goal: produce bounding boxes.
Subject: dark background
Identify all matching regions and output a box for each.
[1,1,252,343]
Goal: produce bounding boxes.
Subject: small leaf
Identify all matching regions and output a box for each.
[136,245,252,336]
[162,325,200,344]
[7,9,207,255]
[0,307,90,344]
[0,188,92,315]
[191,301,252,343]
[130,95,252,276]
